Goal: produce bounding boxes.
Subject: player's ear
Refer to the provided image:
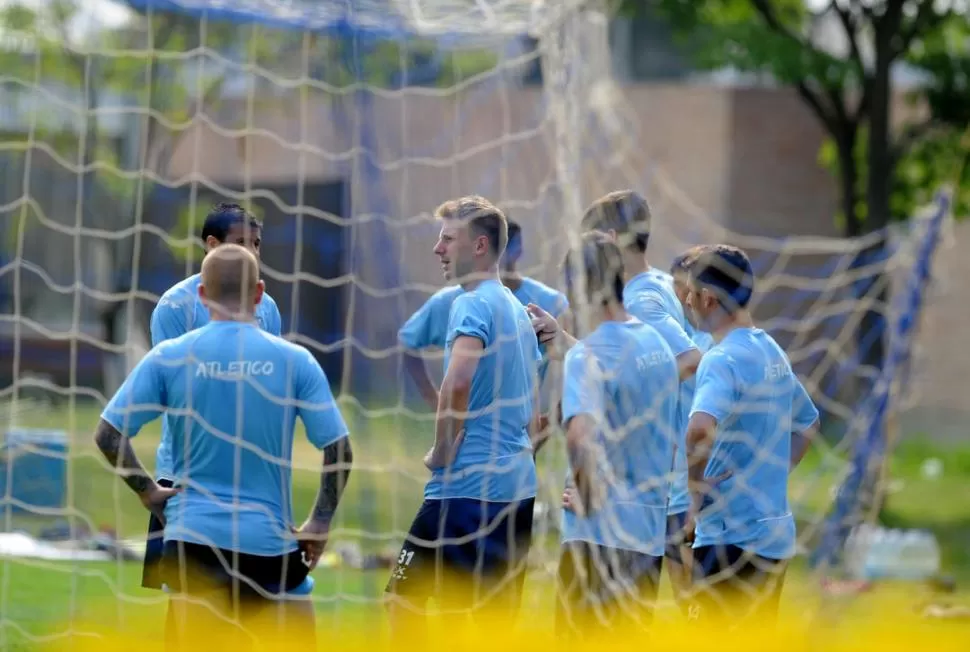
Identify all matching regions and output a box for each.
[475,234,489,256]
[197,284,208,306]
[204,235,221,251]
[254,280,265,305]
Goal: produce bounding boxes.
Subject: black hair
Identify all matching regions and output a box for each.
[201,202,262,243]
[688,244,755,311]
[506,220,523,258]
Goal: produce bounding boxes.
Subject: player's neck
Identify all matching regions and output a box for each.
[603,305,629,324]
[208,304,257,323]
[623,255,649,281]
[460,267,500,291]
[712,310,755,343]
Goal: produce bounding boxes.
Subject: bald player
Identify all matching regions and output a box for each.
[144,202,282,592]
[95,244,352,644]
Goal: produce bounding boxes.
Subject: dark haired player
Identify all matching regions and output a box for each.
[386,196,541,642]
[555,233,679,637]
[96,245,350,645]
[143,202,283,591]
[684,244,819,626]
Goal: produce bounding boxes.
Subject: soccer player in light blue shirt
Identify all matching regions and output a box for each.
[684,245,819,626]
[386,197,541,643]
[555,234,679,637]
[142,202,283,592]
[95,245,351,644]
[573,192,702,609]
[399,220,566,438]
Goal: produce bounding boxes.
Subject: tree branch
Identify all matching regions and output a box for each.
[833,1,871,122]
[750,0,848,133]
[795,81,839,134]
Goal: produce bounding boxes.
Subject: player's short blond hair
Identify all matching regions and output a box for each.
[201,243,260,306]
[579,190,651,253]
[435,195,508,258]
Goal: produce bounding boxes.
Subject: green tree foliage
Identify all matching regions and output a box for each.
[622,0,970,234]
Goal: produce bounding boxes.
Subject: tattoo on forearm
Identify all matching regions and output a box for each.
[94,419,152,495]
[312,438,353,524]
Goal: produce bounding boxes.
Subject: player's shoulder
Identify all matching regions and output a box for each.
[433,284,464,301]
[247,329,320,370]
[697,342,737,376]
[454,284,496,311]
[521,276,567,307]
[422,284,464,311]
[259,289,280,310]
[154,274,201,312]
[150,325,202,359]
[627,317,665,345]
[564,338,592,369]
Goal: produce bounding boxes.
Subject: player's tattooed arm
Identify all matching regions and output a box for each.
[311,436,353,526]
[93,419,155,496]
[94,419,179,522]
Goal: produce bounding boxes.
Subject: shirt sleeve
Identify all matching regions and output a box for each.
[561,347,606,423]
[624,287,696,358]
[101,350,166,437]
[296,348,350,450]
[399,290,455,350]
[791,375,820,433]
[689,351,737,424]
[150,295,188,347]
[446,293,492,348]
[642,314,698,359]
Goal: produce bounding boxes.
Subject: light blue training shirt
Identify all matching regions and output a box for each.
[150,273,282,480]
[560,318,680,556]
[102,321,348,557]
[399,277,567,412]
[423,280,542,503]
[689,327,820,559]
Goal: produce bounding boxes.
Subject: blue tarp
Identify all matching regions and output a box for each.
[811,191,952,571]
[124,0,537,37]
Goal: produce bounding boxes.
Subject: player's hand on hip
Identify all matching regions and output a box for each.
[139,484,182,526]
[293,520,330,570]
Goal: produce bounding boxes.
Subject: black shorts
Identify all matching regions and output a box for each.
[555,541,662,636]
[385,497,535,613]
[141,478,174,590]
[161,540,310,602]
[665,511,689,564]
[692,544,787,624]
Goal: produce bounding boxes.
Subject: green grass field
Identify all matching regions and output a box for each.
[2,399,970,648]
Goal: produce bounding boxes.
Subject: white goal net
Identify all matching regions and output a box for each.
[0,0,954,646]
